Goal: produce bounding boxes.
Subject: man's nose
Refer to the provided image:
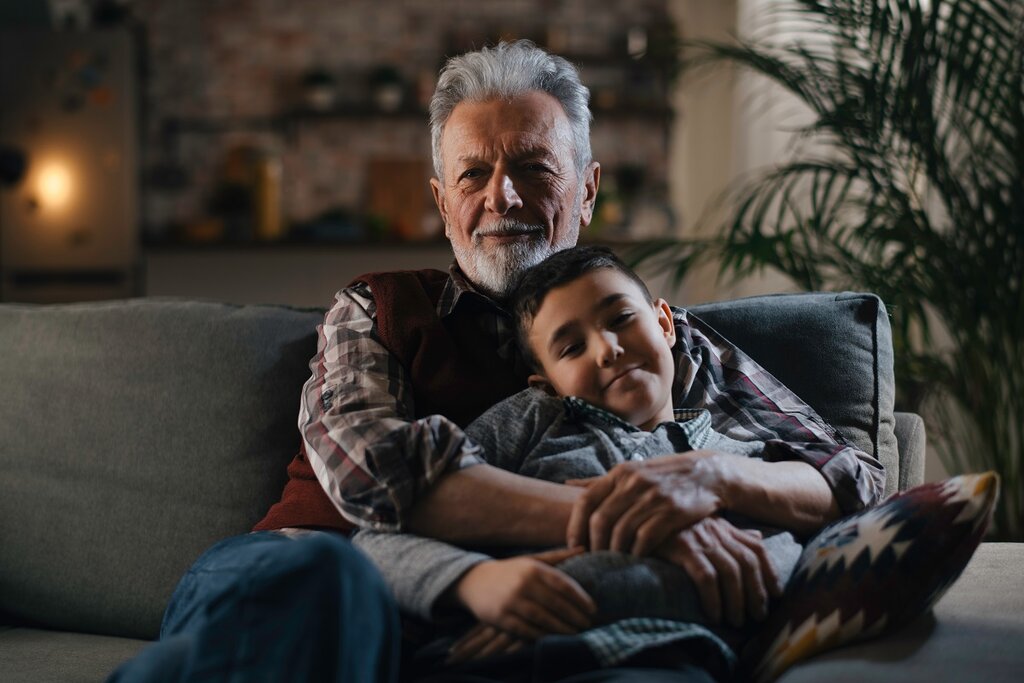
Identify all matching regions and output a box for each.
[596,332,623,367]
[484,172,523,215]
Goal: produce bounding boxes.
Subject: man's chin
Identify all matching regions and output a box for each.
[459,242,550,297]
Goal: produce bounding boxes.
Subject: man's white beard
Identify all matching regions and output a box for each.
[453,217,579,300]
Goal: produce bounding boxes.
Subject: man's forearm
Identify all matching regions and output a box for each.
[408,464,582,546]
[717,456,841,535]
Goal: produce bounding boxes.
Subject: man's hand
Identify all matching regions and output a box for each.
[658,516,783,628]
[453,547,597,641]
[566,450,727,556]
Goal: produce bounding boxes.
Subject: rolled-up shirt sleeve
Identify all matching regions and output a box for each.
[299,284,484,532]
[672,308,885,514]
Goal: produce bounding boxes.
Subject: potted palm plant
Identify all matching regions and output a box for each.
[633,0,1022,538]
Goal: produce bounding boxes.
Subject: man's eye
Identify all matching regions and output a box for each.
[460,169,484,180]
[525,163,550,173]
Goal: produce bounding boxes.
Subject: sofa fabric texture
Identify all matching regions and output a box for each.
[0,299,321,639]
[690,292,899,496]
[3,292,1002,683]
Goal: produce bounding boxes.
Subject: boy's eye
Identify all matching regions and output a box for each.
[559,342,584,359]
[609,311,635,328]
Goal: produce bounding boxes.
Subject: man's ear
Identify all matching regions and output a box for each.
[430,177,450,237]
[577,162,601,227]
[655,298,676,347]
[528,374,558,396]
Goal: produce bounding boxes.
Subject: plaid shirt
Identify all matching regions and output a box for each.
[299,264,885,532]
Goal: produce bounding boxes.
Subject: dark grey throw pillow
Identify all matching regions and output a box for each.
[0,299,322,639]
[689,292,898,496]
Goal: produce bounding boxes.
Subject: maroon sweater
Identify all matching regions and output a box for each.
[254,269,528,532]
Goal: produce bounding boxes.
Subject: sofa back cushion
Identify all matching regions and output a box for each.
[0,299,322,639]
[689,292,898,496]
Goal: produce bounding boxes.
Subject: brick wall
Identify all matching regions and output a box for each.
[136,0,673,241]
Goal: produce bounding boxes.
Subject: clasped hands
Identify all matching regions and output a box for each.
[449,450,783,663]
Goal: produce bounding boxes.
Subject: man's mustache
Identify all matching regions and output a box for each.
[474,220,546,238]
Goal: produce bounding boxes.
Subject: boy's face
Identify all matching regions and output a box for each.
[527,268,677,431]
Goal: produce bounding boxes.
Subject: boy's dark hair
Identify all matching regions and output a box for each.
[510,245,654,371]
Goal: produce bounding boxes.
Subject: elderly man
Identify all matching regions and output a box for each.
[257,40,881,680]
[114,41,882,683]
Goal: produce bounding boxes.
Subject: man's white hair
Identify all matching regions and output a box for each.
[429,40,593,182]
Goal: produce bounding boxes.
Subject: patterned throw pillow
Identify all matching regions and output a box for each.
[743,472,1000,683]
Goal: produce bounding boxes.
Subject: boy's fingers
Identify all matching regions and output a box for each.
[565,477,596,488]
[476,630,518,660]
[530,587,594,632]
[507,604,573,637]
[530,546,586,566]
[447,624,496,664]
[535,565,598,615]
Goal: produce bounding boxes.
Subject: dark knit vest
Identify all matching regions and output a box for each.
[253,269,528,532]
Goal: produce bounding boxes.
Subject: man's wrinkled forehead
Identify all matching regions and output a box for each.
[439,93,575,168]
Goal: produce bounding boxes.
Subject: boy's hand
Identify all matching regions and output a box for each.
[657,516,783,628]
[566,450,725,556]
[454,547,597,640]
[446,623,525,664]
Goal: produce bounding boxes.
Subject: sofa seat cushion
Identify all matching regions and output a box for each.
[690,292,899,496]
[0,627,147,682]
[0,299,323,639]
[776,542,1024,682]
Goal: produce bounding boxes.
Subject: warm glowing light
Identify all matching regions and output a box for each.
[37,162,74,210]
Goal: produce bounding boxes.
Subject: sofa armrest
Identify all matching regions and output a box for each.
[894,411,926,492]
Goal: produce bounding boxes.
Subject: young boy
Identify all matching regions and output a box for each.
[353,247,807,677]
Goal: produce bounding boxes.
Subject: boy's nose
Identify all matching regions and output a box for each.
[596,333,623,367]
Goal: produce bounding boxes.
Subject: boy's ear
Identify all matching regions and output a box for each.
[655,298,676,347]
[528,374,558,396]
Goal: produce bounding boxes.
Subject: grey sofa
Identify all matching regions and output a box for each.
[0,293,1020,682]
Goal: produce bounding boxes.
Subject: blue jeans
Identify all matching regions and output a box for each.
[108,531,400,683]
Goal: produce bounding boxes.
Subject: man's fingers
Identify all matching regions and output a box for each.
[567,475,615,547]
[587,474,649,550]
[710,523,767,626]
[631,510,681,557]
[704,541,744,628]
[671,538,722,625]
[608,491,661,553]
[735,528,783,598]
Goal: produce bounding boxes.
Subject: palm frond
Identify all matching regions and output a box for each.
[645,0,1024,538]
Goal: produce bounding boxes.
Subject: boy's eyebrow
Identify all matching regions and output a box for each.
[544,292,628,350]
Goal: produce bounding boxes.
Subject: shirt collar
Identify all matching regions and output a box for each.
[438,262,508,318]
[563,396,710,435]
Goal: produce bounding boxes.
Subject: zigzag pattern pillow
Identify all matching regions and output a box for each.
[744,472,1000,683]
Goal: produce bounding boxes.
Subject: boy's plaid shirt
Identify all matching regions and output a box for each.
[299,265,885,532]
